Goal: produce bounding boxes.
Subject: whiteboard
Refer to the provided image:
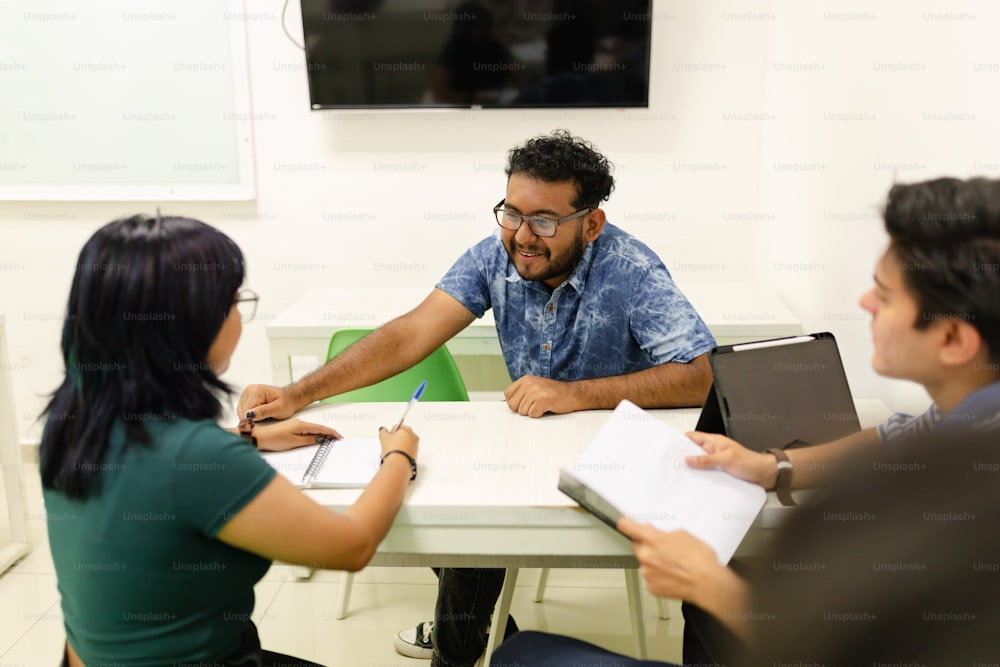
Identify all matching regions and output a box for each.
[0,0,255,200]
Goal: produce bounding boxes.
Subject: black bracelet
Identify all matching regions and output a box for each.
[237,419,257,448]
[380,449,417,481]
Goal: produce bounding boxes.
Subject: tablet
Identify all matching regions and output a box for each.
[695,332,860,451]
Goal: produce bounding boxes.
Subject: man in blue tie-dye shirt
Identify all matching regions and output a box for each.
[238,130,715,667]
[239,130,714,421]
[435,130,716,417]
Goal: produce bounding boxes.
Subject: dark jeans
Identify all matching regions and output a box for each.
[61,621,325,667]
[432,567,519,667]
[681,559,751,667]
[490,630,677,667]
[681,602,737,667]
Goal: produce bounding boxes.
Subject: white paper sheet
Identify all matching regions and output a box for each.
[561,400,767,563]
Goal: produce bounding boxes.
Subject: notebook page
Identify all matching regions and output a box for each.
[261,445,318,486]
[261,438,380,488]
[312,438,380,487]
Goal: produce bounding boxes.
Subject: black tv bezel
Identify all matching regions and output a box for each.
[299,2,654,111]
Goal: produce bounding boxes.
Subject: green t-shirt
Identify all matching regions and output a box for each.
[43,417,277,665]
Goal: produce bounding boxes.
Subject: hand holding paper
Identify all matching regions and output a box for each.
[558,400,766,564]
[619,516,753,632]
[685,431,780,489]
[617,518,723,597]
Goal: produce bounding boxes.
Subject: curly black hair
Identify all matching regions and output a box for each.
[505,129,615,209]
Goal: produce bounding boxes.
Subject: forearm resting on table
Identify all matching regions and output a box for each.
[572,355,712,410]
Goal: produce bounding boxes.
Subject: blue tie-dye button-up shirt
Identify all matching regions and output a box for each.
[436,223,715,382]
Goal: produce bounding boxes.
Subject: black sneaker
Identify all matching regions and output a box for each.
[394,620,434,659]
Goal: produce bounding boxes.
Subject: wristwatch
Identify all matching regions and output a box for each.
[766,448,796,507]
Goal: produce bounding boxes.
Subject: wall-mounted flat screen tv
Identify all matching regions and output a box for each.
[300,1,653,109]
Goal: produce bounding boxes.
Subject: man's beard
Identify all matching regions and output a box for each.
[505,224,587,284]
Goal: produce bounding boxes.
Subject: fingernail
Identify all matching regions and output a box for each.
[315,436,325,443]
[246,410,255,419]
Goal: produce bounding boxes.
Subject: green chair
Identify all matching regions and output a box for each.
[319,328,469,619]
[320,328,469,404]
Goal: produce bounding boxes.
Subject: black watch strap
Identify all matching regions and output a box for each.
[767,448,797,507]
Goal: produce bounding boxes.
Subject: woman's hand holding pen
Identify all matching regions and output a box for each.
[375,379,424,478]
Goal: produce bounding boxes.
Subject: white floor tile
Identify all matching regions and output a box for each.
[257,579,439,665]
[251,575,683,666]
[0,573,60,658]
[8,538,53,576]
[0,606,65,667]
[252,580,284,625]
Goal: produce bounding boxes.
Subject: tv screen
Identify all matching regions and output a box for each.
[300,1,652,109]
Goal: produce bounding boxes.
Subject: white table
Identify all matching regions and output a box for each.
[0,315,31,573]
[297,398,891,662]
[265,285,803,389]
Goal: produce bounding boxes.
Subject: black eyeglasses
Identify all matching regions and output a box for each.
[493,199,593,238]
[234,288,259,323]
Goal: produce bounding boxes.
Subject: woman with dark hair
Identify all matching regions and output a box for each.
[42,215,419,667]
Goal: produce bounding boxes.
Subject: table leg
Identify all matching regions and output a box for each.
[481,567,519,666]
[625,568,647,658]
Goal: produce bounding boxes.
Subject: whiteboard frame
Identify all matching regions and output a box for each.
[0,315,31,574]
[0,0,256,202]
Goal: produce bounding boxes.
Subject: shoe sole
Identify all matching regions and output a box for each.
[393,635,433,659]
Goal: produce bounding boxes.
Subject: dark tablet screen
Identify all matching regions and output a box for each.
[704,333,860,452]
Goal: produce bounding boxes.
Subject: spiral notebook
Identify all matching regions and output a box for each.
[261,438,381,489]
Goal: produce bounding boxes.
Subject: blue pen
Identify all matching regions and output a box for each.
[392,380,427,432]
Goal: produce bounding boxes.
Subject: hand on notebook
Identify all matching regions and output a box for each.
[253,419,342,452]
[685,432,778,489]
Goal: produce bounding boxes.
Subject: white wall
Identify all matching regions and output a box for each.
[3,0,997,443]
[757,0,1000,413]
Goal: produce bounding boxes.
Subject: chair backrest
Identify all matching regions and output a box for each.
[320,328,470,403]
